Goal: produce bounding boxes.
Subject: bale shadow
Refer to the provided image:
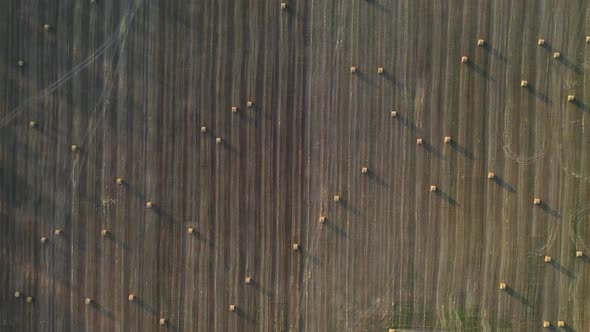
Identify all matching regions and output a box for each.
[466,61,496,81]
[188,228,215,249]
[122,181,146,204]
[280,3,292,15]
[557,55,583,74]
[539,202,561,219]
[394,113,422,133]
[381,71,404,89]
[134,297,157,316]
[562,326,575,332]
[239,106,258,125]
[103,231,130,251]
[34,122,63,147]
[434,189,459,206]
[159,318,178,331]
[323,219,348,238]
[571,99,590,113]
[298,246,320,265]
[145,203,177,227]
[548,260,575,279]
[539,41,556,52]
[489,175,516,193]
[233,109,255,126]
[526,84,551,104]
[87,301,115,321]
[234,307,256,325]
[505,287,530,307]
[366,169,388,187]
[249,279,275,300]
[420,140,446,161]
[448,140,474,160]
[337,198,361,216]
[351,68,368,82]
[56,228,86,253]
[215,137,236,154]
[481,43,508,63]
[145,203,161,215]
[365,0,392,13]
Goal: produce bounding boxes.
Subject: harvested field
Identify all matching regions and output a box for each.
[1,0,590,331]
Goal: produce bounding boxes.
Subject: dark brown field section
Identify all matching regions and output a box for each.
[2,0,590,331]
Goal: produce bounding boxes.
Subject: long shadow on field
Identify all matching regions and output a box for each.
[352,68,369,82]
[87,300,115,321]
[571,99,590,113]
[525,84,551,104]
[280,1,307,22]
[159,319,178,331]
[338,198,361,216]
[448,140,474,160]
[366,169,388,187]
[119,181,147,208]
[559,324,576,332]
[539,202,561,219]
[381,71,404,89]
[103,231,130,252]
[189,228,215,249]
[215,137,237,154]
[250,279,275,300]
[323,219,348,238]
[365,0,392,14]
[235,306,256,325]
[548,260,575,279]
[434,189,458,206]
[134,297,157,315]
[482,43,508,63]
[539,43,583,74]
[557,55,583,74]
[489,175,516,193]
[298,246,320,266]
[466,61,496,82]
[394,113,422,134]
[420,140,446,161]
[233,107,256,126]
[539,41,556,53]
[57,227,87,254]
[505,287,531,307]
[142,202,177,228]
